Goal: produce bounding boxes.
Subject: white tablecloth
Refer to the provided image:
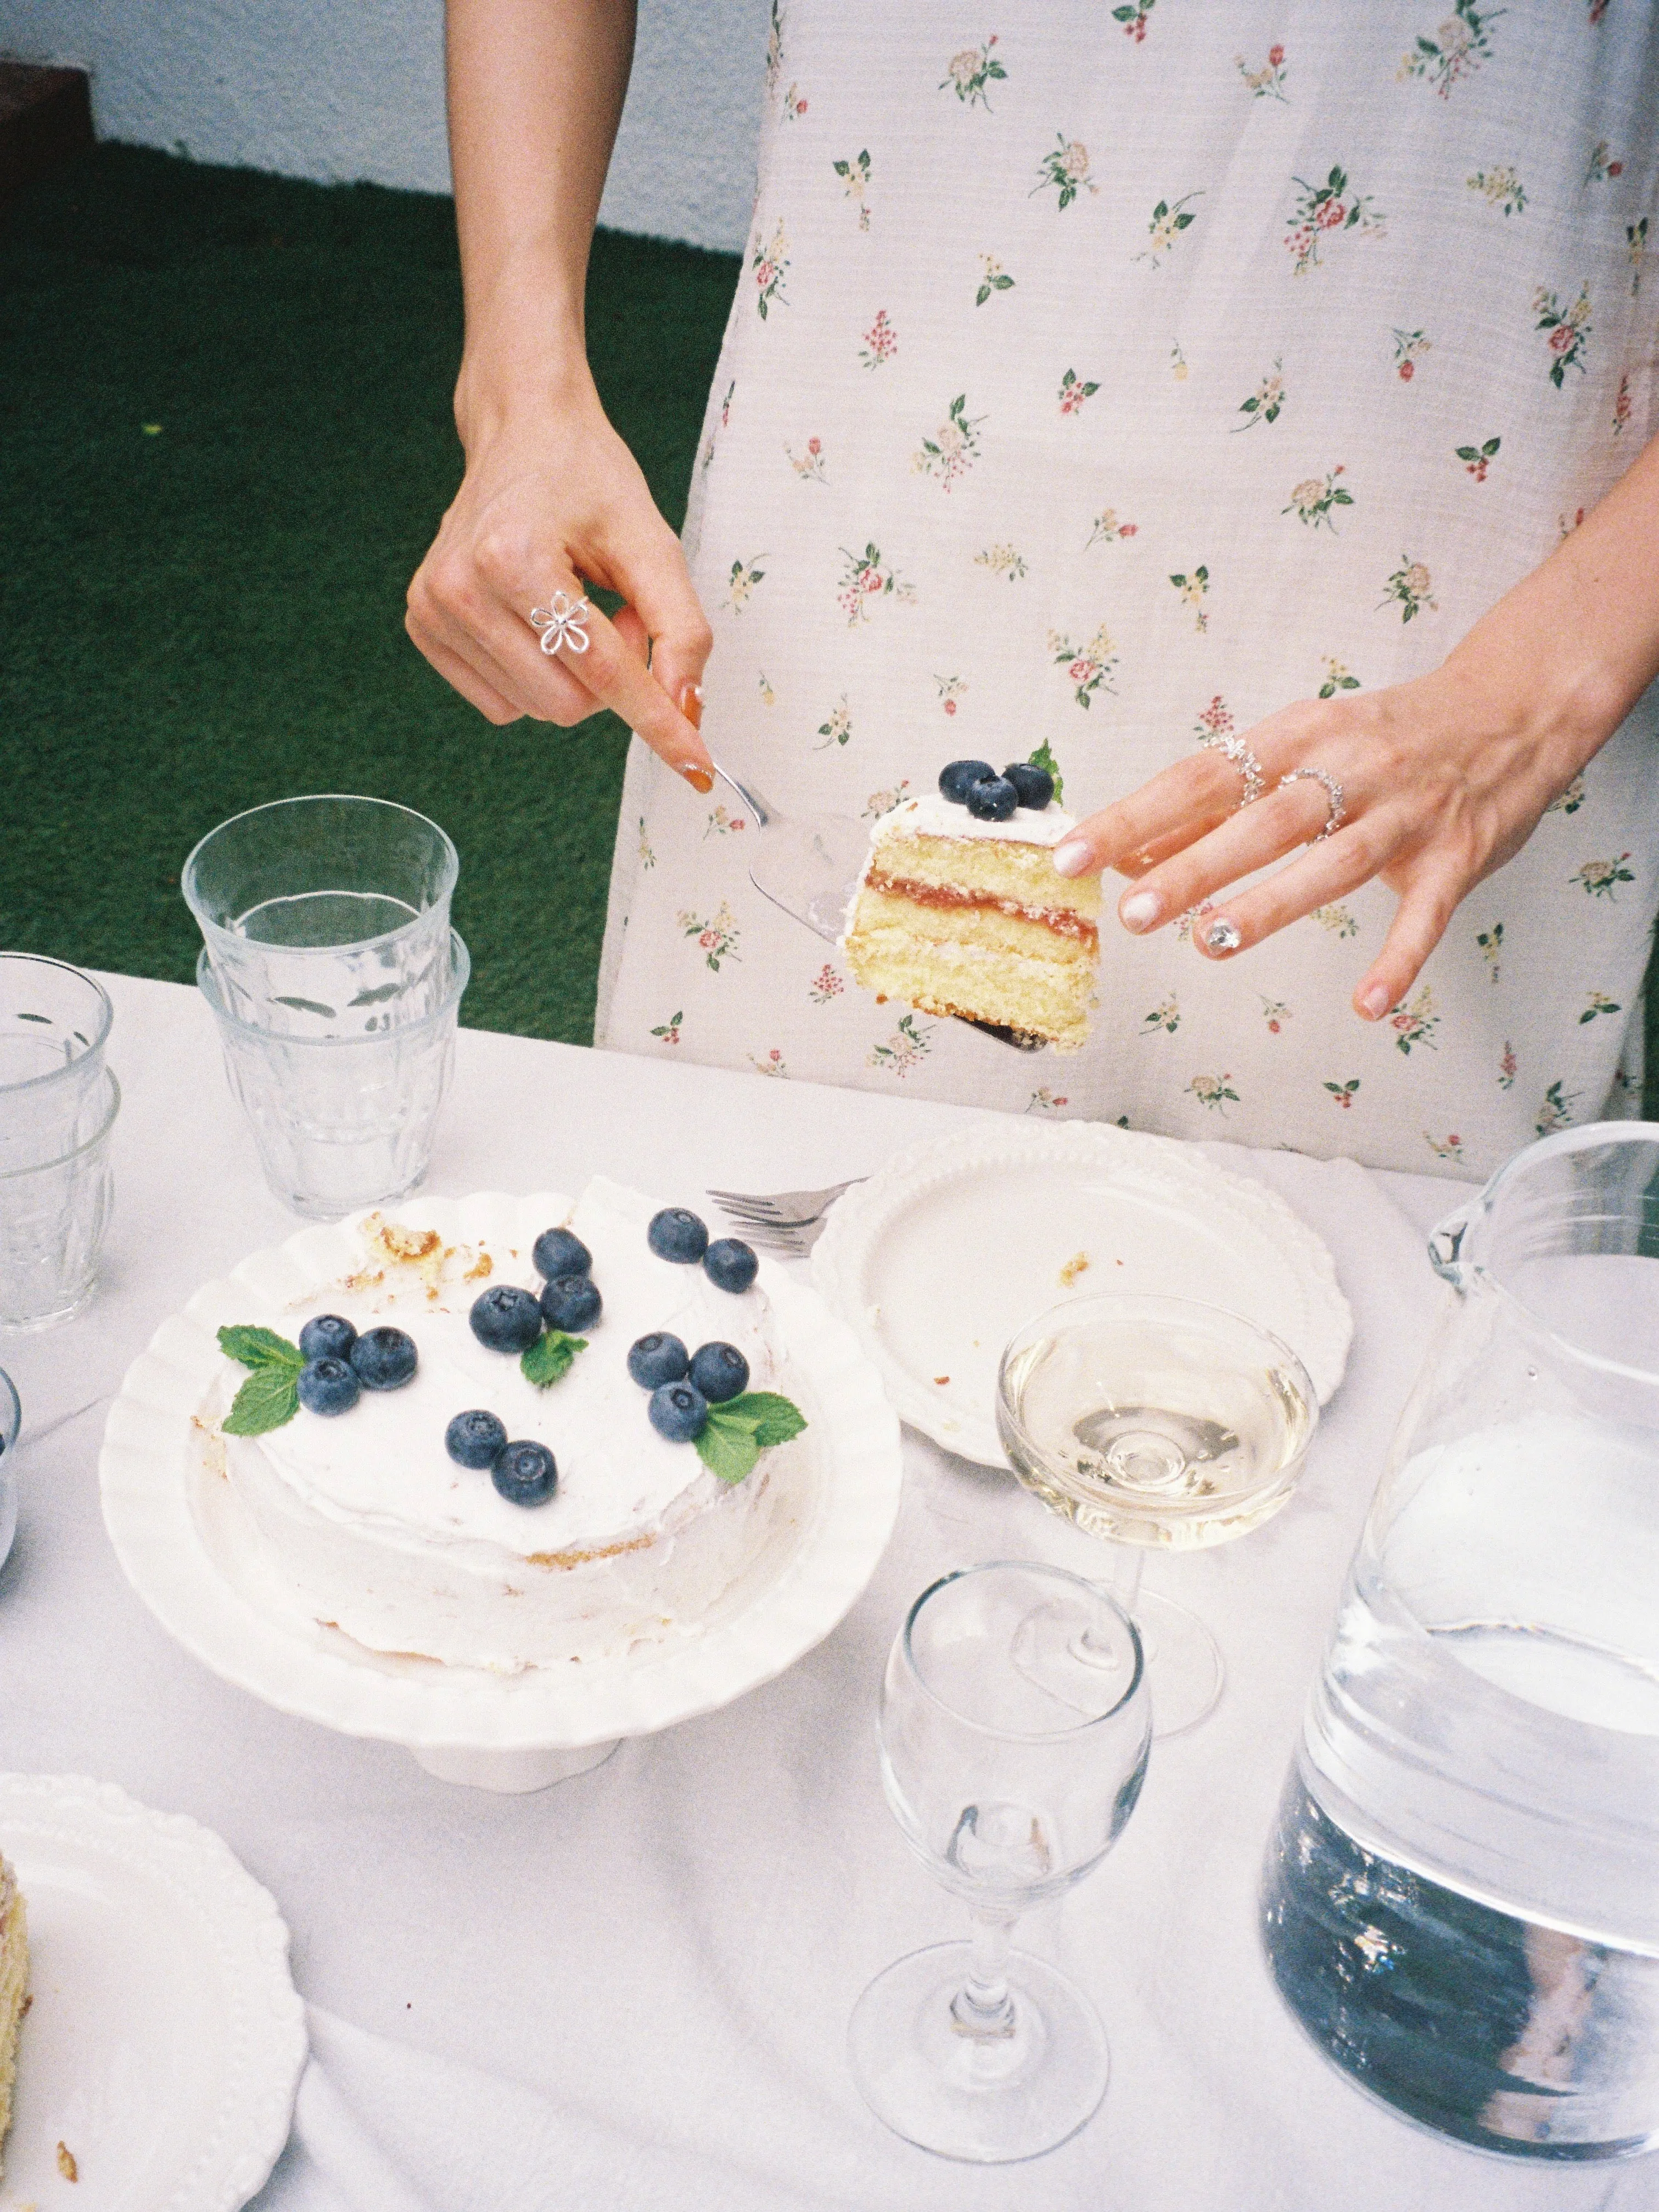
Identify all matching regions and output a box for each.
[1,973,1650,2212]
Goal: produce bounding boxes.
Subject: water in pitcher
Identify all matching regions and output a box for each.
[1264,1413,1659,2159]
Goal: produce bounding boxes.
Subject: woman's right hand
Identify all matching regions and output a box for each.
[406,361,715,789]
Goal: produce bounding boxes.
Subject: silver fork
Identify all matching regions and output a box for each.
[705,1176,865,1256]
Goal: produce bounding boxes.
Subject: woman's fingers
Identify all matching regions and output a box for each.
[1185,814,1393,956]
[603,527,715,765]
[405,618,525,726]
[1053,752,1248,878]
[1352,863,1465,1018]
[1113,777,1346,935]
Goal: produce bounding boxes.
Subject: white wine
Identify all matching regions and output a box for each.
[998,1301,1314,1549]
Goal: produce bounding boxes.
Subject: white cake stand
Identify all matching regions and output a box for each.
[100,1194,904,1793]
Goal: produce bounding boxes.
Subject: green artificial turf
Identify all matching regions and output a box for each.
[0,142,737,1043]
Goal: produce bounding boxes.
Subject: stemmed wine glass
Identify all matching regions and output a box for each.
[847,1561,1151,2163]
[997,1292,1318,1736]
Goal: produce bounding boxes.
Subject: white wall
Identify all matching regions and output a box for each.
[0,0,767,253]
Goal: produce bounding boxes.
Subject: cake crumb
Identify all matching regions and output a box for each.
[56,2142,78,2181]
[1058,1251,1091,1288]
[463,1251,494,1281]
[933,1375,951,1386]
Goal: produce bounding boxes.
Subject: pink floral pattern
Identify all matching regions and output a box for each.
[1236,45,1288,100]
[1285,167,1385,276]
[837,542,916,624]
[913,393,985,491]
[1399,0,1499,95]
[1057,368,1100,416]
[752,220,790,317]
[941,37,1005,109]
[1533,285,1591,384]
[857,308,896,370]
[1380,556,1436,621]
[1047,623,1118,707]
[1034,136,1098,210]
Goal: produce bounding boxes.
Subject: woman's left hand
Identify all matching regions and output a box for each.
[1051,433,1659,1023]
[1050,659,1605,1022]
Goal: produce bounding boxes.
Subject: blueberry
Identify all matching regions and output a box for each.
[296,1356,361,1417]
[541,1273,602,1332]
[469,1284,545,1355]
[703,1238,759,1295]
[965,774,1018,822]
[1002,761,1054,811]
[299,1313,357,1365]
[689,1341,749,1403]
[648,1207,709,1264]
[648,1381,709,1442]
[492,1439,558,1506]
[939,759,995,805]
[533,1226,591,1282]
[349,1326,418,1391]
[627,1332,690,1388]
[446,1408,508,1470]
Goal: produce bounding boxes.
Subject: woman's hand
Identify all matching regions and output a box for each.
[1051,431,1659,1022]
[406,365,715,788]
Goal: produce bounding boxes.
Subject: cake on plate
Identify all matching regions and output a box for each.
[206,1180,806,1674]
[0,1852,26,2181]
[840,758,1099,1049]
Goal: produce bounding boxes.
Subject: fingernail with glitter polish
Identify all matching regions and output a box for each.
[1051,839,1091,879]
[679,681,704,731]
[1359,982,1390,1019]
[681,764,714,794]
[1203,917,1243,955]
[1119,890,1161,932]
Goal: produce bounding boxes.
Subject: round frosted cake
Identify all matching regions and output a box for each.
[209,1181,799,1672]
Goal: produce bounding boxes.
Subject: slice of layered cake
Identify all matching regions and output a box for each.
[841,759,1099,1049]
[0,1853,27,2181]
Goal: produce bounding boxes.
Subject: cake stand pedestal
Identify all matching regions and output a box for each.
[410,1740,619,1793]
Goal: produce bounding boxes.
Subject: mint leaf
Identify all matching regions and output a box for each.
[218,1324,304,1373]
[521,1331,587,1390]
[1027,738,1064,806]
[223,1365,300,1436]
[695,1413,763,1486]
[694,1392,808,1483]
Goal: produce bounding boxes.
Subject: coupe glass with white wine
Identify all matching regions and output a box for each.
[848,1561,1151,2164]
[997,1292,1318,1734]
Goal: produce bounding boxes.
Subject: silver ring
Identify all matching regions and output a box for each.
[529,590,591,657]
[1200,731,1265,808]
[1277,766,1347,840]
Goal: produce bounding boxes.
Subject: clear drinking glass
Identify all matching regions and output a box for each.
[181,794,459,1036]
[998,1293,1318,1737]
[0,1367,19,1573]
[847,1561,1151,2164]
[0,954,113,1169]
[198,933,468,1219]
[0,1068,120,1329]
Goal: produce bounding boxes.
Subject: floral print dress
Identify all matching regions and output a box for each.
[596,1,1659,1181]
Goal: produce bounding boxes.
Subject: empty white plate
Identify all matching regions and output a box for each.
[811,1122,1352,1468]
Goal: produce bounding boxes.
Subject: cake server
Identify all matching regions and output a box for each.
[710,761,1043,1050]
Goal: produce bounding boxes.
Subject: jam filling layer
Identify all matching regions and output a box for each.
[863,870,1098,949]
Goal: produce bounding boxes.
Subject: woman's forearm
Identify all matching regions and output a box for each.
[446,0,637,438]
[1444,429,1659,781]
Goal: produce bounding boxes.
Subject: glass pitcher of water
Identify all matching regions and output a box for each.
[1262,1122,1659,2161]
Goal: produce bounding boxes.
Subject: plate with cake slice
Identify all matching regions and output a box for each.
[0,1772,305,2211]
[101,1184,902,1793]
[811,1122,1352,1469]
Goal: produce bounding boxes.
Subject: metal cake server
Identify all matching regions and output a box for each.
[710,761,1043,1051]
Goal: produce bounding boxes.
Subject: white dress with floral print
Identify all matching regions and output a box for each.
[597,1,1659,1180]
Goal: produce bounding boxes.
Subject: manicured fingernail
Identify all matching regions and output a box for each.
[1052,839,1091,878]
[1203,917,1243,955]
[1359,982,1390,1019]
[679,681,704,730]
[1119,889,1161,932]
[681,764,714,794]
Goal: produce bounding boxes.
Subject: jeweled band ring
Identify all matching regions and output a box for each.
[529,590,591,657]
[1199,730,1265,809]
[1277,766,1347,841]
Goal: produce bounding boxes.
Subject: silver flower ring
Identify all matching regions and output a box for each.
[529,590,592,657]
[1200,730,1265,809]
[1277,766,1347,841]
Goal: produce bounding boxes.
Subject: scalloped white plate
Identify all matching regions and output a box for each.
[811,1123,1352,1469]
[0,1771,305,2212]
[99,1194,902,1774]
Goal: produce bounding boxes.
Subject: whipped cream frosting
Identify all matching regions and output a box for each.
[217,1181,793,1670]
[242,1179,776,1560]
[870,793,1079,848]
